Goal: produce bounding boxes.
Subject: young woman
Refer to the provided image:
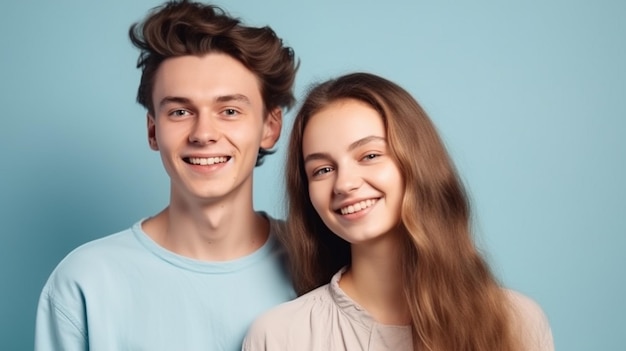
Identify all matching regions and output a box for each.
[243,72,554,350]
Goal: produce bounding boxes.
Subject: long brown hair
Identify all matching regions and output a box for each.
[129,0,298,165]
[285,72,520,350]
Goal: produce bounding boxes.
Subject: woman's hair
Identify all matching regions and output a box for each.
[129,0,298,165]
[285,72,521,350]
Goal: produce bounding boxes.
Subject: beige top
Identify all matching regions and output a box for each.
[243,269,554,351]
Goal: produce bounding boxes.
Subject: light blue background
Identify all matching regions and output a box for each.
[1,0,624,350]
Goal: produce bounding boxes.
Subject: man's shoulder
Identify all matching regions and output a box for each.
[60,225,136,263]
[265,213,286,242]
[43,224,141,292]
[264,213,285,230]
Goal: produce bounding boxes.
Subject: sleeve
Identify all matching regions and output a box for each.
[535,308,555,351]
[34,281,88,351]
[242,307,295,351]
[241,320,270,351]
[506,290,555,351]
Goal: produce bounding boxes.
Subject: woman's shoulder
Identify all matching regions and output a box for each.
[243,284,333,350]
[502,289,555,351]
[254,284,331,324]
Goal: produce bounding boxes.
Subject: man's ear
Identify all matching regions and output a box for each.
[260,107,282,150]
[147,114,159,151]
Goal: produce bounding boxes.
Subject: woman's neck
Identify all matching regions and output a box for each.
[339,233,411,325]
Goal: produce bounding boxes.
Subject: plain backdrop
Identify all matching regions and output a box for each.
[1,0,624,350]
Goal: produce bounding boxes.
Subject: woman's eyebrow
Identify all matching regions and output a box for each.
[303,135,386,164]
[347,135,386,152]
[304,152,330,164]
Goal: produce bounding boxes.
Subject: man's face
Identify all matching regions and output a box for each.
[147,53,281,205]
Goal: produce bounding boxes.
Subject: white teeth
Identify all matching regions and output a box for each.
[340,199,377,215]
[188,157,228,165]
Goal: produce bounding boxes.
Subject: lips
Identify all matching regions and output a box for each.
[185,156,230,165]
[337,198,378,215]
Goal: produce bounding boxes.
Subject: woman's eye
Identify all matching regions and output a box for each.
[363,153,380,161]
[313,167,333,176]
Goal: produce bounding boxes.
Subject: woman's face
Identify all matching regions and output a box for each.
[302,98,404,246]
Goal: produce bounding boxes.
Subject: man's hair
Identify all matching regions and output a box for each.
[129,0,298,165]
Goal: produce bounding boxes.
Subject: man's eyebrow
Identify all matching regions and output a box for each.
[303,136,386,164]
[215,94,251,105]
[158,96,191,107]
[157,94,252,108]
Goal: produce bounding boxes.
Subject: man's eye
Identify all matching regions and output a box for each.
[170,109,190,117]
[223,108,239,116]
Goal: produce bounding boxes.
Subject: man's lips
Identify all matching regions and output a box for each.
[184,156,230,165]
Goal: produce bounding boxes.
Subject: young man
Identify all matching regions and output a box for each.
[34,1,298,350]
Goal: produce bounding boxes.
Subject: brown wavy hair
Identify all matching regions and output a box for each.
[285,72,521,350]
[129,0,298,165]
